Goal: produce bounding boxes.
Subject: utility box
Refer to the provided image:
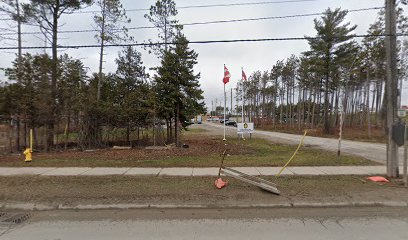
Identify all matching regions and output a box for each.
[392,122,406,147]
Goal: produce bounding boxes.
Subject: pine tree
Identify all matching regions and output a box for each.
[144,0,182,55]
[113,46,149,145]
[154,34,204,146]
[23,0,92,150]
[305,8,356,134]
[93,0,131,102]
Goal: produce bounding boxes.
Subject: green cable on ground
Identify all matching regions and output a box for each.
[276,130,308,177]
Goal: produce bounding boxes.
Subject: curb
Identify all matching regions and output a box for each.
[1,201,407,211]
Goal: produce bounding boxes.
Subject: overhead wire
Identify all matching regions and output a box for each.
[0,33,406,50]
[0,0,319,16]
[0,7,384,36]
[181,7,383,26]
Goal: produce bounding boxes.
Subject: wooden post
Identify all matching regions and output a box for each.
[337,110,343,160]
[404,124,407,187]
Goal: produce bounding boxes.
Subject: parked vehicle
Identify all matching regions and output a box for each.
[197,115,202,124]
[225,120,237,127]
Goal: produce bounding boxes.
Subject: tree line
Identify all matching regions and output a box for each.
[237,7,408,135]
[0,0,204,151]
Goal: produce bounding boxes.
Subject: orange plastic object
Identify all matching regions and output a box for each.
[214,178,228,189]
[367,176,389,183]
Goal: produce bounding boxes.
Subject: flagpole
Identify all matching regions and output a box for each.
[223,64,230,141]
[241,67,245,140]
[223,77,227,141]
[241,68,245,123]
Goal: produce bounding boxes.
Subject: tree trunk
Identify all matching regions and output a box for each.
[166,119,170,143]
[97,0,106,102]
[47,5,60,151]
[323,77,330,133]
[306,89,312,127]
[366,71,371,138]
[16,0,22,152]
[169,119,173,143]
[64,114,70,151]
[175,102,181,147]
[126,123,130,146]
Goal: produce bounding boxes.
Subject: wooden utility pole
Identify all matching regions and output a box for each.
[385,0,399,177]
[97,0,107,103]
[16,0,22,151]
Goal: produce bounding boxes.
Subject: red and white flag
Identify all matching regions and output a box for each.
[242,69,247,81]
[223,65,231,84]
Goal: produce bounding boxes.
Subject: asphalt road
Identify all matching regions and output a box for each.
[202,122,406,165]
[1,208,408,240]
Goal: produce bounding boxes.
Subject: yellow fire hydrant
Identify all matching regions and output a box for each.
[23,148,32,162]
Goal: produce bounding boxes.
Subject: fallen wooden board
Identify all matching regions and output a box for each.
[112,146,132,150]
[221,167,280,195]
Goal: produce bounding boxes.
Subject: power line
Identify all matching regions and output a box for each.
[182,7,383,26]
[0,0,318,16]
[161,0,319,10]
[0,7,384,36]
[0,33,406,50]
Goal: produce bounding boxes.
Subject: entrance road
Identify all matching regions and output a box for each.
[202,122,405,165]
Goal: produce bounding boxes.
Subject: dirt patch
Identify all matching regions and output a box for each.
[0,135,255,167]
[0,175,407,207]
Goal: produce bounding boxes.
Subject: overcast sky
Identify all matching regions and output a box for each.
[0,0,407,108]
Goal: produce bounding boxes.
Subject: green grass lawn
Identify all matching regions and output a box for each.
[210,138,378,167]
[0,133,379,167]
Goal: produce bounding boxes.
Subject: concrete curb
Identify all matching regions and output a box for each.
[1,201,407,211]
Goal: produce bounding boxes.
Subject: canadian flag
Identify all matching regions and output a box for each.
[223,65,231,84]
[242,69,247,81]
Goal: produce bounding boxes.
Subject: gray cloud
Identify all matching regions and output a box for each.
[1,0,406,106]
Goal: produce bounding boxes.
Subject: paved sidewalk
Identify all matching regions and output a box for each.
[0,166,401,176]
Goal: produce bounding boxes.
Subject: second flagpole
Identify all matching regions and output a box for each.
[223,79,226,141]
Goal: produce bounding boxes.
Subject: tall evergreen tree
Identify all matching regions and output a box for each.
[154,34,204,146]
[23,0,92,150]
[93,0,130,102]
[0,0,29,150]
[144,0,181,55]
[113,46,149,145]
[305,8,356,134]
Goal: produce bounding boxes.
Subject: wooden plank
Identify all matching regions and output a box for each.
[221,168,280,195]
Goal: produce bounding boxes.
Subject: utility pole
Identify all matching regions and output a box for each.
[385,0,399,177]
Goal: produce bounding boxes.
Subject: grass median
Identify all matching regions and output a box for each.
[0,175,406,207]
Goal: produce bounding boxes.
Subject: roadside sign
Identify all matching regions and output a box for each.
[398,109,407,117]
[237,122,254,134]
